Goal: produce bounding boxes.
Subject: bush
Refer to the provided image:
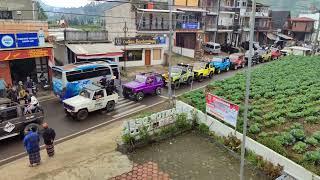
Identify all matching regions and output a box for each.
[305,137,318,146]
[292,141,308,154]
[312,131,320,141]
[306,116,319,124]
[275,132,295,146]
[249,123,261,134]
[159,125,177,137]
[198,123,210,135]
[258,137,287,156]
[290,129,306,141]
[303,151,320,164]
[122,133,135,144]
[290,123,303,130]
[138,125,151,143]
[175,113,191,130]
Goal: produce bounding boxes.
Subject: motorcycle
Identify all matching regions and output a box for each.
[39,75,51,90]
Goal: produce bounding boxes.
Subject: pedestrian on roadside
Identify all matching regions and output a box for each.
[42,123,56,157]
[0,78,7,98]
[7,85,19,103]
[23,127,41,167]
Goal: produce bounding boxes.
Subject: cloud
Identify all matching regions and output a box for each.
[42,0,91,8]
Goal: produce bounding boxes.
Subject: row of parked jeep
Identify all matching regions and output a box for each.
[122,49,284,102]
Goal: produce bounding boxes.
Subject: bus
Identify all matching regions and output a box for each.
[52,61,114,100]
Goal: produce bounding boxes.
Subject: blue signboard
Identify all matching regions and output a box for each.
[16,33,39,48]
[0,34,16,49]
[156,36,166,44]
[182,23,200,30]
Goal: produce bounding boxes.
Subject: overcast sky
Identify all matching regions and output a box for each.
[42,0,91,8]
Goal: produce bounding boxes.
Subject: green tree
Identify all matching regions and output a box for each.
[35,1,48,20]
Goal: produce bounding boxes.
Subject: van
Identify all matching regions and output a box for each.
[202,42,221,54]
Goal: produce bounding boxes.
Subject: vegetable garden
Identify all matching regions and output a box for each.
[179,56,320,174]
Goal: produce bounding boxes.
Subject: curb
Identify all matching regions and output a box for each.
[0,100,167,166]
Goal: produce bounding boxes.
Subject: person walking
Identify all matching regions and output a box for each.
[23,127,41,167]
[42,123,56,157]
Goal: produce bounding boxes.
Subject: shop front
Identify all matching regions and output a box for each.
[115,36,166,67]
[0,47,54,86]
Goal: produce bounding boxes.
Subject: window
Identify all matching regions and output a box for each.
[0,11,13,19]
[242,2,246,6]
[150,14,153,29]
[66,68,111,82]
[155,17,158,28]
[153,49,161,60]
[143,17,146,27]
[120,50,143,62]
[93,90,104,100]
[161,17,164,28]
[52,69,62,79]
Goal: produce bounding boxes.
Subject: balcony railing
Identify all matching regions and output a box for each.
[220,6,239,12]
[137,24,170,31]
[218,25,234,30]
[206,6,219,14]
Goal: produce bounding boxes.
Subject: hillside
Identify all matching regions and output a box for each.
[257,0,320,16]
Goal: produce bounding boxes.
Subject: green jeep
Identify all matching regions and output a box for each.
[193,62,215,82]
[162,64,194,89]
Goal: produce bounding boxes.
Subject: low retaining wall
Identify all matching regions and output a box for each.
[175,100,320,180]
[173,46,195,58]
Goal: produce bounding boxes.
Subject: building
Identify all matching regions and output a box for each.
[0,0,53,86]
[299,13,320,41]
[288,17,315,42]
[271,11,291,32]
[0,0,37,20]
[105,1,170,66]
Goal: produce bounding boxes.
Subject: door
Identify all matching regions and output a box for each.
[0,107,21,140]
[92,90,105,111]
[145,50,151,65]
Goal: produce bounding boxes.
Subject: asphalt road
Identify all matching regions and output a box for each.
[0,64,263,162]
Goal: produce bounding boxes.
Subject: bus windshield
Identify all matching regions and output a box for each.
[52,69,62,79]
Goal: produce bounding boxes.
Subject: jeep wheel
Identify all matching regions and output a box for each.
[106,101,115,112]
[187,77,193,85]
[234,65,238,70]
[209,71,214,79]
[216,69,221,74]
[173,81,180,90]
[136,92,144,101]
[23,123,41,135]
[226,66,230,72]
[155,87,162,95]
[76,109,88,121]
[242,63,245,68]
[198,74,204,82]
[122,92,129,99]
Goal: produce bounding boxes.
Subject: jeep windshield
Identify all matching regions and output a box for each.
[135,75,147,83]
[193,63,205,70]
[171,67,182,74]
[79,89,91,98]
[212,58,223,62]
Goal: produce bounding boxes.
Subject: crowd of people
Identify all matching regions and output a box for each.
[23,123,56,167]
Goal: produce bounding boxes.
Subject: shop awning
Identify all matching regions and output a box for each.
[177,7,208,13]
[277,33,293,40]
[66,43,123,59]
[137,8,183,13]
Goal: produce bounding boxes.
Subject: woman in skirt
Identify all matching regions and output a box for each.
[23,127,41,167]
[42,123,56,157]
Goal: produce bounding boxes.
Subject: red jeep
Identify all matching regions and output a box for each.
[271,48,282,60]
[229,53,246,70]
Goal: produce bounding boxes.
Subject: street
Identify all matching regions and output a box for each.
[0,65,256,163]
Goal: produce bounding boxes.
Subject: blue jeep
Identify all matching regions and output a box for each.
[209,57,231,74]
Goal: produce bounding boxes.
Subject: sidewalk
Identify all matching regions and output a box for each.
[0,120,133,180]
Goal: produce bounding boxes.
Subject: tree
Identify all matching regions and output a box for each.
[35,1,48,20]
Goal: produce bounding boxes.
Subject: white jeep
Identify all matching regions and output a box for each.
[63,84,119,121]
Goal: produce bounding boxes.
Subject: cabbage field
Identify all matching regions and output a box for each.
[179,56,320,174]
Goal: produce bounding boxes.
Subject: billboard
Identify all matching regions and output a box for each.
[16,33,39,48]
[206,93,239,127]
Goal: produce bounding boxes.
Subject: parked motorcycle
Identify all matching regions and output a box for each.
[39,73,51,90]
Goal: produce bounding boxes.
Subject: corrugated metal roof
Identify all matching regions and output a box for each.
[290,17,315,22]
[66,43,123,55]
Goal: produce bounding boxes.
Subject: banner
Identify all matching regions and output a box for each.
[182,23,200,30]
[115,36,164,46]
[0,48,51,61]
[206,93,239,127]
[0,34,16,49]
[16,33,39,48]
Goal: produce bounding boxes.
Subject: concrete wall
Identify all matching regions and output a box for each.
[0,20,49,35]
[53,43,68,65]
[291,21,314,32]
[0,0,35,20]
[105,3,137,41]
[173,46,195,58]
[218,13,234,27]
[175,100,320,180]
[65,31,108,41]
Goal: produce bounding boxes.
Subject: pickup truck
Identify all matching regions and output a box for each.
[0,98,44,141]
[63,84,119,121]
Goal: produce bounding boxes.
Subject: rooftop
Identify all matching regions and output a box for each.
[290,17,315,22]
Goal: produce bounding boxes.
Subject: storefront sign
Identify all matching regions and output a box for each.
[115,37,158,46]
[16,33,39,48]
[0,34,16,49]
[0,48,51,61]
[206,93,239,127]
[182,22,200,30]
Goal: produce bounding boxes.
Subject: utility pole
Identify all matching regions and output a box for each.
[239,0,255,180]
[168,0,173,104]
[123,21,128,72]
[313,11,320,54]
[32,0,36,20]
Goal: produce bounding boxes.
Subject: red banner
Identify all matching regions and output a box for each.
[206,93,240,127]
[0,48,52,61]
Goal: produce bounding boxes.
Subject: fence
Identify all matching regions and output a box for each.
[175,100,320,180]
